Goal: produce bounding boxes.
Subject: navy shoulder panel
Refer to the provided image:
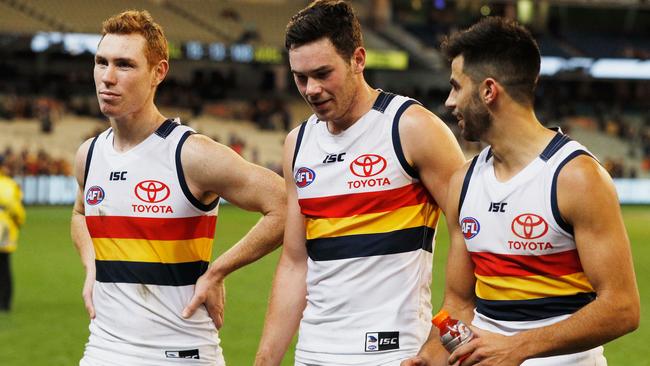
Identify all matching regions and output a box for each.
[540,133,572,162]
[155,119,179,139]
[372,91,397,113]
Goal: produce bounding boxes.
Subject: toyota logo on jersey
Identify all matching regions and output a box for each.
[349,154,387,177]
[134,180,171,203]
[511,213,548,239]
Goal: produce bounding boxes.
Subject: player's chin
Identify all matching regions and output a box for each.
[461,129,480,142]
[99,105,120,118]
[313,110,332,121]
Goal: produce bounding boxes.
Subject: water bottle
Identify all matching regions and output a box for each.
[432,309,475,360]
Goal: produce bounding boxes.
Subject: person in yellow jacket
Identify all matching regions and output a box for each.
[0,168,25,312]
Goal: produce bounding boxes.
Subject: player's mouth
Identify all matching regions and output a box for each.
[453,112,464,128]
[99,90,121,101]
[311,99,331,109]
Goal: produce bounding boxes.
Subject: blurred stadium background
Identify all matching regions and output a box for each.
[0,0,647,365]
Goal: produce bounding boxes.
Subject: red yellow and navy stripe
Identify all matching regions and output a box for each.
[86,215,216,240]
[86,215,216,286]
[301,183,439,261]
[471,250,584,277]
[470,250,595,321]
[476,293,596,321]
[299,183,432,218]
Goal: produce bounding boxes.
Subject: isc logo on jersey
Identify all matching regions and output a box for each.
[132,180,173,214]
[347,153,391,189]
[295,167,316,188]
[365,332,399,352]
[461,217,480,239]
[86,186,105,205]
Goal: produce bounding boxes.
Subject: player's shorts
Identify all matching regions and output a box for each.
[294,355,407,366]
[473,310,606,366]
[295,362,404,366]
[80,341,225,366]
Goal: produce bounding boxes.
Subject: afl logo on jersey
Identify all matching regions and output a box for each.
[511,213,548,239]
[134,180,170,203]
[85,186,105,205]
[350,154,387,177]
[461,217,480,239]
[295,167,316,188]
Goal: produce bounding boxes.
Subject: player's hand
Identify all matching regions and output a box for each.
[182,272,226,329]
[450,328,525,366]
[82,269,95,319]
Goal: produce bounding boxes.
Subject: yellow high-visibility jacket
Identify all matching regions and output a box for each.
[0,175,25,253]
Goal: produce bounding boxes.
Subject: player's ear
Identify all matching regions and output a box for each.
[350,47,366,74]
[152,59,169,87]
[481,78,498,106]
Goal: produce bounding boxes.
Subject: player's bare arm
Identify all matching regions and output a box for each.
[180,134,287,328]
[255,127,309,366]
[449,156,640,366]
[70,138,97,319]
[398,104,466,214]
[402,162,477,366]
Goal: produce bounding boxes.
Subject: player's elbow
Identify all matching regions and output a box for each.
[611,293,640,336]
[621,299,641,334]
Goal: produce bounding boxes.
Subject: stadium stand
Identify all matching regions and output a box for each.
[11,0,220,42]
[0,0,648,187]
[0,1,55,34]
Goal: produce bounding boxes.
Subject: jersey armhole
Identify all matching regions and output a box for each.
[175,131,219,212]
[459,155,479,212]
[391,99,420,179]
[291,120,308,170]
[83,135,99,190]
[551,150,593,235]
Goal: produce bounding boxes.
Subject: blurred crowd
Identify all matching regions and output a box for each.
[1,55,648,180]
[0,147,72,176]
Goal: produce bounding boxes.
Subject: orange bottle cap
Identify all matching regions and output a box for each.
[432,309,450,326]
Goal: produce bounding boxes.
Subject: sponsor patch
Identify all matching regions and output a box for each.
[85,186,105,205]
[461,217,480,239]
[165,349,200,359]
[365,331,399,352]
[511,213,548,239]
[134,180,170,203]
[350,154,387,177]
[295,167,316,188]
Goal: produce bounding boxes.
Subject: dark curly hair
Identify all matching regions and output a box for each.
[285,0,363,60]
[441,16,540,106]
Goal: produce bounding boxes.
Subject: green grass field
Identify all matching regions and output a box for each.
[0,205,648,365]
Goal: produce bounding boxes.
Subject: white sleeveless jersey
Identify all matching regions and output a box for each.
[292,92,441,365]
[81,120,224,366]
[459,133,605,365]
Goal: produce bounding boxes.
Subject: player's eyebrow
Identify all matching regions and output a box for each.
[291,65,332,76]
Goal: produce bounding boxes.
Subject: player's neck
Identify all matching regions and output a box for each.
[327,83,379,134]
[110,105,167,153]
[487,108,555,181]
